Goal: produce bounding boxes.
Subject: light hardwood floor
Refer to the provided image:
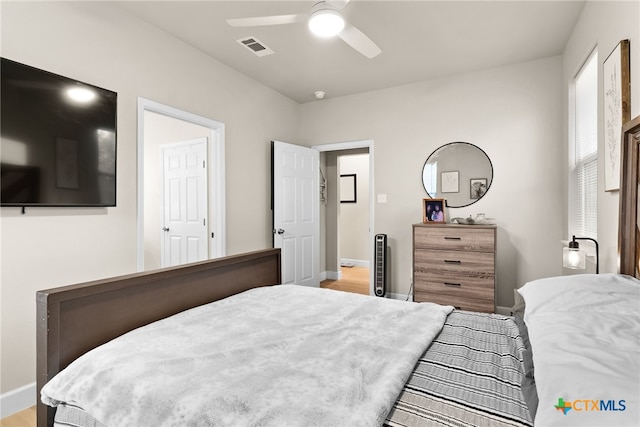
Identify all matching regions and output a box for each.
[2,268,369,427]
[320,266,370,295]
[0,405,35,427]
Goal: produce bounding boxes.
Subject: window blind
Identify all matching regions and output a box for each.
[573,52,598,239]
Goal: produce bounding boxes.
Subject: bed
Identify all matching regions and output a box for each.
[37,116,640,427]
[37,250,533,427]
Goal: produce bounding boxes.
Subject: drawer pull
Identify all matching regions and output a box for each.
[444,237,461,240]
[444,260,461,264]
[444,282,461,287]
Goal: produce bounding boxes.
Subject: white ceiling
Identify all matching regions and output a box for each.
[117,1,585,104]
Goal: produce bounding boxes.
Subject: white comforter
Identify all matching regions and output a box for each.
[518,274,640,427]
[42,285,453,427]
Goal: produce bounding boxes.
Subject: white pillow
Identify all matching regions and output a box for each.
[517,273,640,426]
[517,273,640,319]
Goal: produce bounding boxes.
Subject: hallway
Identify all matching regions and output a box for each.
[320,267,370,295]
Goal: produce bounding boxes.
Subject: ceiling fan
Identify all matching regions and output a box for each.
[226,0,381,59]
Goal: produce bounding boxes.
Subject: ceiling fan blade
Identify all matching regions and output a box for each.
[227,14,306,27]
[338,23,381,59]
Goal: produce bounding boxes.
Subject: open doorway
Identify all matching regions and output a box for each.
[136,98,226,271]
[337,152,370,293]
[314,140,373,296]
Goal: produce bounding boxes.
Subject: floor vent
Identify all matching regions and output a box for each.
[237,37,274,57]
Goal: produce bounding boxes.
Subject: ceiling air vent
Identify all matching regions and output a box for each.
[237,37,274,57]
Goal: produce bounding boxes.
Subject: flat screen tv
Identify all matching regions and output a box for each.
[1,58,117,207]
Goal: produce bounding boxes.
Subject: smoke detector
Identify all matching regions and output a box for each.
[314,91,326,100]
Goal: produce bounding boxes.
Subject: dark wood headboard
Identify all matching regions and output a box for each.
[619,115,640,277]
[36,248,281,427]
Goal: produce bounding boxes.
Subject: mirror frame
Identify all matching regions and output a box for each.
[422,141,493,208]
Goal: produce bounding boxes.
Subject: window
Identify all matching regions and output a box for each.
[571,50,598,239]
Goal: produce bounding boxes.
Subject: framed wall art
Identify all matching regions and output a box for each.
[470,178,487,199]
[441,171,459,193]
[603,39,631,191]
[340,174,357,203]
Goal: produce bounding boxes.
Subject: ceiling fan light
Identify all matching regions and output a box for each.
[308,8,344,37]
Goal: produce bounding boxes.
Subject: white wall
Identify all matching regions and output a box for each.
[300,56,565,307]
[0,1,299,395]
[562,1,640,272]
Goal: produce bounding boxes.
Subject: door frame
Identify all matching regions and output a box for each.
[137,98,225,271]
[312,139,374,296]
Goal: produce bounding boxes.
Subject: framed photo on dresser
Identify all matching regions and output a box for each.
[423,198,446,223]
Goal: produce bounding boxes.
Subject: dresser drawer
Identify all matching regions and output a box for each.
[414,249,494,276]
[414,272,494,299]
[414,226,495,252]
[414,291,494,313]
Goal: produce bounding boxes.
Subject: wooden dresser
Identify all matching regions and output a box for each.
[413,223,496,313]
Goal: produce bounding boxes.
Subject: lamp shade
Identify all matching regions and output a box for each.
[563,247,586,269]
[563,235,599,273]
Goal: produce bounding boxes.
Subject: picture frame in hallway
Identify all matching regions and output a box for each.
[340,174,357,203]
[423,198,446,223]
[603,39,630,192]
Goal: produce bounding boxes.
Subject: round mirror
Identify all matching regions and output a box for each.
[422,142,493,208]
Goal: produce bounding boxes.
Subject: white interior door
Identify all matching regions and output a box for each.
[273,140,320,286]
[161,138,208,267]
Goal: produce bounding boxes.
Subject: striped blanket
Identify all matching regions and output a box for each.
[385,311,533,427]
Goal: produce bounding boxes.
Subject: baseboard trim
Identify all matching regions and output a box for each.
[495,305,512,316]
[384,292,412,302]
[340,258,369,268]
[0,382,36,418]
[324,270,341,280]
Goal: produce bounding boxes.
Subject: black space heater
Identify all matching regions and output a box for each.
[374,234,387,297]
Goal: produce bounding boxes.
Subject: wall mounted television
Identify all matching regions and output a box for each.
[1,58,117,207]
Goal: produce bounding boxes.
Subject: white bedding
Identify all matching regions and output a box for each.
[518,274,640,427]
[41,285,453,427]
